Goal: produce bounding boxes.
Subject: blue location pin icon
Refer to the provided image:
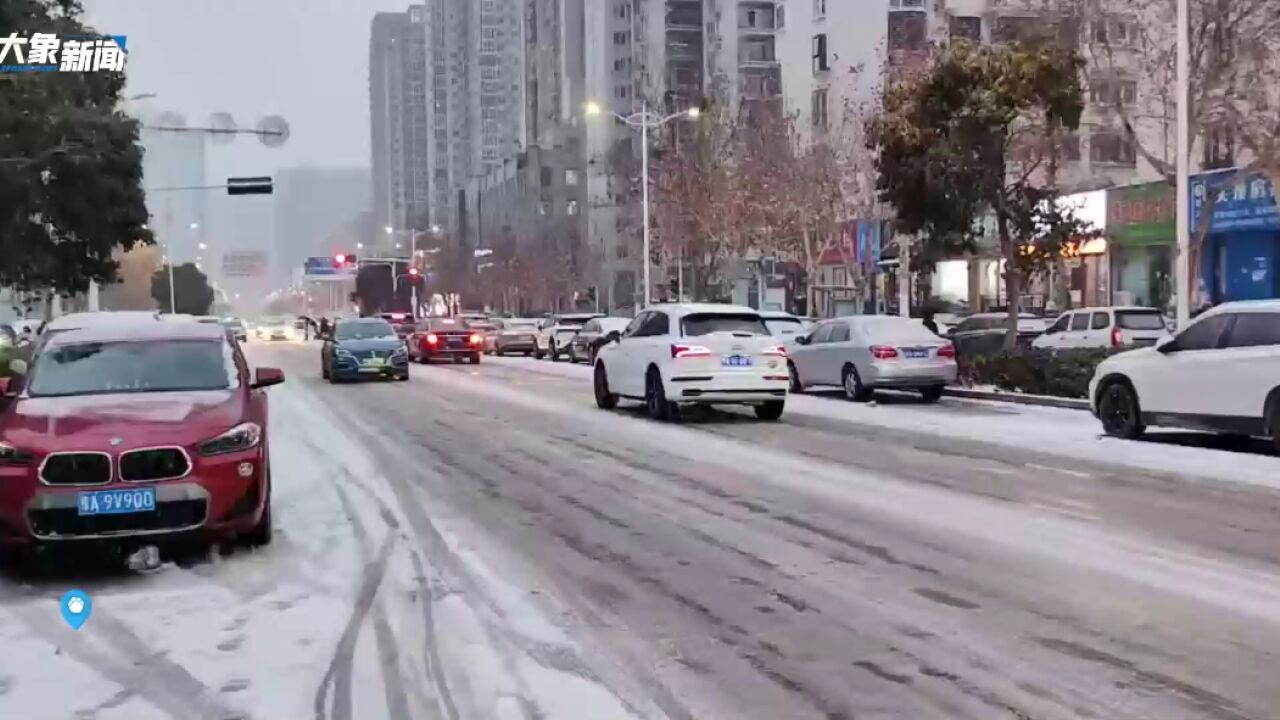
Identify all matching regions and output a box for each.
[60,590,92,630]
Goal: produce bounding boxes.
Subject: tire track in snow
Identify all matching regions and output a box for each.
[329,482,416,720]
[312,521,398,720]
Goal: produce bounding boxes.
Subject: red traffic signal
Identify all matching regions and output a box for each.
[332,253,357,268]
[408,267,420,277]
[333,253,347,266]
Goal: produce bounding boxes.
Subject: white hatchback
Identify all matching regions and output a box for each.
[1089,299,1280,445]
[592,303,790,421]
[1034,306,1169,351]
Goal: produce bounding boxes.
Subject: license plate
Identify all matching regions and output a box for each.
[904,348,929,359]
[721,354,754,368]
[78,488,156,516]
[361,357,385,367]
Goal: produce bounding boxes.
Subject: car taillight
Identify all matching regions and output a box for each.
[871,345,899,360]
[425,333,439,345]
[763,345,787,357]
[936,344,956,359]
[1111,326,1122,348]
[671,343,713,359]
[468,333,482,345]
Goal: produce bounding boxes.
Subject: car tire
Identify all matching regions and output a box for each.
[920,386,944,403]
[842,364,872,402]
[469,353,481,365]
[1098,379,1145,439]
[787,361,804,393]
[397,372,410,381]
[645,368,673,421]
[594,363,618,409]
[568,345,579,363]
[549,343,560,361]
[243,473,273,548]
[533,349,544,359]
[755,400,785,421]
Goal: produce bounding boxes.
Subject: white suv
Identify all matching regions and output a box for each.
[1090,300,1280,445]
[1033,306,1169,351]
[592,303,790,421]
[535,313,602,361]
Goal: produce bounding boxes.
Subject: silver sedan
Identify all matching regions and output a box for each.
[788,315,957,402]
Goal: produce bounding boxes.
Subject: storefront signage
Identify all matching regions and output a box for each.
[1107,181,1174,247]
[1191,169,1279,233]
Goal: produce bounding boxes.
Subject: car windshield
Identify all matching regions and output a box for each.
[764,318,805,336]
[28,340,237,397]
[335,321,396,340]
[681,313,769,336]
[1116,310,1167,330]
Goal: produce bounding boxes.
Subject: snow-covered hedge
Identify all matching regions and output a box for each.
[957,348,1120,399]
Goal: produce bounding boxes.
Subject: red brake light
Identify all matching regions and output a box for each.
[871,345,899,360]
[937,344,956,359]
[468,333,482,345]
[425,333,439,345]
[763,344,787,357]
[1111,326,1122,348]
[671,343,713,359]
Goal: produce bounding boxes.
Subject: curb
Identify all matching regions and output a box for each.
[943,387,1091,411]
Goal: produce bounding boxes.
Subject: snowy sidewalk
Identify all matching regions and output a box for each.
[481,354,1280,492]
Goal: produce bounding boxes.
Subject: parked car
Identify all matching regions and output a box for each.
[492,318,540,356]
[947,312,1048,356]
[536,313,603,361]
[568,317,631,363]
[592,303,789,421]
[789,315,957,402]
[321,317,410,381]
[760,311,810,346]
[408,316,483,364]
[1090,299,1280,445]
[1033,306,1169,351]
[466,319,500,354]
[0,319,284,554]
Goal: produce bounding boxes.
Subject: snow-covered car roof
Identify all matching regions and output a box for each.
[45,311,161,332]
[646,303,760,317]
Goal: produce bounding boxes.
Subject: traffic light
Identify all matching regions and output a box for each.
[407,267,420,277]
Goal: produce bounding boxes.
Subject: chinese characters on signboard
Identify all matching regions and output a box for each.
[1190,170,1279,233]
[0,33,127,72]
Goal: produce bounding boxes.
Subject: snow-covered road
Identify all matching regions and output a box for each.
[4,343,1280,719]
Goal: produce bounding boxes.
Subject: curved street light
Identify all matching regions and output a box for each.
[584,100,700,307]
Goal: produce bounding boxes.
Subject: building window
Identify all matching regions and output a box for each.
[567,200,579,216]
[1203,125,1235,170]
[888,12,927,51]
[811,88,828,128]
[814,0,826,18]
[743,37,776,63]
[1090,131,1137,166]
[1058,133,1082,161]
[949,15,981,43]
[613,31,629,44]
[1090,78,1137,106]
[811,33,828,72]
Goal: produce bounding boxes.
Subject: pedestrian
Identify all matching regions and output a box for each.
[922,312,940,336]
[319,317,331,339]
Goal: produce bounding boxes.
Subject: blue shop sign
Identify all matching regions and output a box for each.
[1190,169,1279,233]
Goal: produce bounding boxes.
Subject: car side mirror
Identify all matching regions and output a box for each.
[1156,337,1178,354]
[252,367,286,389]
[604,330,621,344]
[8,359,28,376]
[795,335,810,346]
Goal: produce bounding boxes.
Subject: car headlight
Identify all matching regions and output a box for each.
[391,346,408,357]
[198,422,262,456]
[335,348,356,360]
[0,441,32,466]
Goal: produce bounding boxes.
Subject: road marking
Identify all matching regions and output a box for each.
[1025,463,1093,479]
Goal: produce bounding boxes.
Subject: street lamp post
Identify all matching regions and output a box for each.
[585,100,700,308]
[1175,0,1191,328]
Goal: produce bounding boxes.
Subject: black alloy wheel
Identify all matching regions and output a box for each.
[842,364,871,402]
[1098,381,1145,439]
[594,363,618,409]
[788,361,803,393]
[755,400,785,421]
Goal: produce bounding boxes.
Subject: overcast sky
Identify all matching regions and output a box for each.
[85,0,408,180]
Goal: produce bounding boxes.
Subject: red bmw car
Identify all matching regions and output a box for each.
[0,320,284,555]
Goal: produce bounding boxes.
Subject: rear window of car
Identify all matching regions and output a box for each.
[335,320,397,340]
[1116,310,1167,330]
[29,339,237,397]
[681,313,769,337]
[556,317,594,327]
[858,318,939,343]
[764,318,805,336]
[425,317,469,331]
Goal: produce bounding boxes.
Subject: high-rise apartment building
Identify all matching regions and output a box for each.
[369,7,430,235]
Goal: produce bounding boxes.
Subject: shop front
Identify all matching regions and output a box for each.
[1191,169,1280,306]
[1106,181,1176,311]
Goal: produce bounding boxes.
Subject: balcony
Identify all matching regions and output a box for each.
[666,5,702,31]
[739,38,779,67]
[738,2,780,34]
